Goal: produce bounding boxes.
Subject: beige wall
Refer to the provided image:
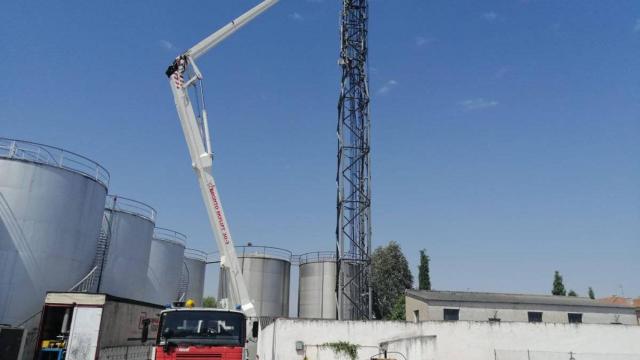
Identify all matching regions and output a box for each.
[405,296,638,325]
[405,294,429,322]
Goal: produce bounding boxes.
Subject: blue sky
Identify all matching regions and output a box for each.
[2,0,639,307]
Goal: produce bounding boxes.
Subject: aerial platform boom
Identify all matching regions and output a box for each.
[166,0,278,317]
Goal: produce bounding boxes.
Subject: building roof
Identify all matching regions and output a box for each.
[598,296,633,306]
[406,289,634,311]
[45,292,165,309]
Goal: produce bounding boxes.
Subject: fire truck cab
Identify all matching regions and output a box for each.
[154,307,258,360]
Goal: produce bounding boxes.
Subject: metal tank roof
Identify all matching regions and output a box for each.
[185,248,207,261]
[235,245,292,261]
[297,251,337,265]
[153,227,187,247]
[104,195,157,222]
[0,137,110,188]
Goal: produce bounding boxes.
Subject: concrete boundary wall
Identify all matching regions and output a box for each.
[258,319,640,360]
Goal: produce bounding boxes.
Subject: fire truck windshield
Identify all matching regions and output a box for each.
[157,310,245,347]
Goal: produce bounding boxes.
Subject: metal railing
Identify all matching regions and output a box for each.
[93,212,114,292]
[69,266,99,293]
[153,227,187,246]
[296,251,337,265]
[208,245,293,262]
[105,195,157,222]
[0,137,110,187]
[184,248,207,261]
[177,262,190,301]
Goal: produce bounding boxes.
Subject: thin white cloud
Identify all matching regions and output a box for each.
[377,80,398,95]
[159,40,175,51]
[482,11,498,22]
[415,36,434,47]
[289,12,304,22]
[634,19,640,33]
[459,98,499,111]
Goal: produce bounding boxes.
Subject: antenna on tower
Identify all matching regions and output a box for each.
[336,0,372,320]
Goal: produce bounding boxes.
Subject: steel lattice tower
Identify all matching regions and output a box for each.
[336,0,372,320]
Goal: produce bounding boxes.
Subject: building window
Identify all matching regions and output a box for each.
[528,312,543,323]
[444,309,459,321]
[568,313,582,324]
[413,310,420,323]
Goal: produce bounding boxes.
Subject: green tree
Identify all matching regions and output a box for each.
[202,296,217,308]
[588,287,595,300]
[371,241,413,320]
[552,271,567,296]
[418,249,431,291]
[568,290,577,297]
[388,296,406,321]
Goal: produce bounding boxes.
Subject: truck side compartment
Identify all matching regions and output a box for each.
[35,292,163,360]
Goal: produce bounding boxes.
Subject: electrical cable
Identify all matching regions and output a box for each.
[368,351,407,360]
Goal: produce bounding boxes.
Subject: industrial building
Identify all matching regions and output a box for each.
[405,289,638,325]
[599,295,640,323]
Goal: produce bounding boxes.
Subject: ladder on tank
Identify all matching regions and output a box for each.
[93,211,113,292]
[177,262,190,301]
[69,212,113,293]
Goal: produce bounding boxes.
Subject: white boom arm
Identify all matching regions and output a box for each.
[166,0,278,317]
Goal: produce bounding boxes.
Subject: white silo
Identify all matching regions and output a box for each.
[182,249,207,306]
[146,228,186,305]
[218,246,291,317]
[0,138,108,326]
[297,252,337,319]
[96,195,156,301]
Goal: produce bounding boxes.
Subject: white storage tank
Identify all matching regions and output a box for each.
[0,138,108,326]
[297,252,337,319]
[146,228,186,305]
[218,246,291,318]
[182,249,207,306]
[96,195,156,301]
